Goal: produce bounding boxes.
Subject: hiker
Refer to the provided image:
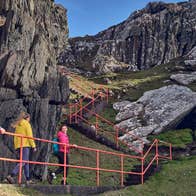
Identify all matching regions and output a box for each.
[6,112,36,185]
[48,125,76,185]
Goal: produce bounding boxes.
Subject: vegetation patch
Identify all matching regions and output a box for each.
[98,156,196,196]
[0,184,45,196]
[48,127,140,187]
[148,129,193,148]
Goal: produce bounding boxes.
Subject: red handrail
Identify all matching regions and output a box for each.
[76,115,143,154]
[58,66,172,185]
[83,107,145,144]
[0,131,172,186]
[157,140,172,160]
[0,131,142,186]
[66,91,108,124]
[78,106,144,154]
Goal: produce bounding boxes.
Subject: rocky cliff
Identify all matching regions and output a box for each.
[114,85,196,152]
[59,0,196,74]
[0,0,69,180]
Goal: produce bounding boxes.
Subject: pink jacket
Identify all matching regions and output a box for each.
[57,131,70,153]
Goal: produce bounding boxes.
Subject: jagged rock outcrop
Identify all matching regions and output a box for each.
[0,0,69,180]
[184,46,196,70]
[113,85,196,152]
[170,72,196,85]
[59,0,196,74]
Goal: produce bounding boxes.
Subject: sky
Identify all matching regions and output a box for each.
[55,0,186,38]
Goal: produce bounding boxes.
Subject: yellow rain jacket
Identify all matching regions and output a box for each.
[14,119,36,149]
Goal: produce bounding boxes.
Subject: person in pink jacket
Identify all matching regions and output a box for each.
[48,125,76,184]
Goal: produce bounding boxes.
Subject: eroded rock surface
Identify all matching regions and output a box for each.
[114,85,196,152]
[170,72,196,85]
[0,0,69,180]
[59,1,196,74]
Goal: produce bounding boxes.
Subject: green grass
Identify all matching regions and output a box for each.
[2,156,195,196]
[90,60,179,101]
[188,81,196,92]
[46,57,195,193]
[48,127,140,187]
[148,129,193,148]
[98,156,196,196]
[0,184,45,196]
[69,57,195,103]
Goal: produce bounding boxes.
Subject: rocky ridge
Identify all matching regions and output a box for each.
[59,0,196,74]
[0,0,69,180]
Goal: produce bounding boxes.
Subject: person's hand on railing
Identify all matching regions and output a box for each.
[72,144,78,148]
[0,127,5,134]
[33,147,37,152]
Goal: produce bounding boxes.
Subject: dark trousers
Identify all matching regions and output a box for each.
[55,151,69,177]
[11,147,30,180]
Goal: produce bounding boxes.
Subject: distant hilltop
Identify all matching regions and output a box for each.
[58,0,196,74]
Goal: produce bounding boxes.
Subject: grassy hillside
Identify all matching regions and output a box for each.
[148,129,193,148]
[1,155,195,196]
[98,156,196,196]
[89,58,195,102]
[48,127,141,186]
[2,59,194,195]
[0,184,45,196]
[60,58,196,195]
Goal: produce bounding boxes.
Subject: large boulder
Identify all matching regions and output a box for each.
[114,85,196,152]
[170,72,196,85]
[0,0,69,180]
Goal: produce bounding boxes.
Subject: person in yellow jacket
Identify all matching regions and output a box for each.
[6,112,36,184]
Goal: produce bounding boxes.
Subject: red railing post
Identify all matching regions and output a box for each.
[115,126,119,149]
[0,131,173,188]
[75,104,78,124]
[92,89,95,107]
[95,116,98,135]
[96,150,100,186]
[120,155,124,187]
[156,139,159,168]
[69,104,72,124]
[80,99,83,118]
[63,144,67,185]
[106,88,109,103]
[141,158,144,184]
[18,136,23,185]
[99,85,104,101]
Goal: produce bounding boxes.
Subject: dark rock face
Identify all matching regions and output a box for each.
[59,1,196,74]
[0,0,69,180]
[184,46,196,70]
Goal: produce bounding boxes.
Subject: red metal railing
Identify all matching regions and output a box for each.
[59,66,109,101]
[0,131,172,186]
[64,87,108,124]
[56,66,173,185]
[66,101,144,155]
[60,69,144,154]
